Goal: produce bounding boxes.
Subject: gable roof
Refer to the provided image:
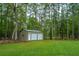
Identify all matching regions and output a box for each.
[23,30,42,33]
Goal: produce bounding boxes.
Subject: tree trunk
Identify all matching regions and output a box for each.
[12,3,18,40]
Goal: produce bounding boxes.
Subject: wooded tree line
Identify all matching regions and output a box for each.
[0,3,79,40]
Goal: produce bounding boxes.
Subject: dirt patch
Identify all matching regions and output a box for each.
[0,40,27,44]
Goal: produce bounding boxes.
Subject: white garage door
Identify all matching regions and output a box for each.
[31,33,37,40]
[28,32,43,40]
[28,33,37,40]
[38,33,43,40]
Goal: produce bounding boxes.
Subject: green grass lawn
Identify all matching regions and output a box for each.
[0,40,79,56]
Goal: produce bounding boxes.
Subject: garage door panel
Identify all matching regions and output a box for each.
[31,33,37,40]
[38,34,43,40]
[28,32,43,40]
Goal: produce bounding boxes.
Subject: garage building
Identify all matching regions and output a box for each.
[19,30,43,40]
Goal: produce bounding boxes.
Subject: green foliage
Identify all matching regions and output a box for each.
[0,3,79,40]
[27,17,41,30]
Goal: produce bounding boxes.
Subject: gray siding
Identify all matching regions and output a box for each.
[19,30,43,41]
